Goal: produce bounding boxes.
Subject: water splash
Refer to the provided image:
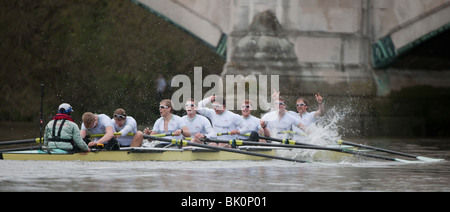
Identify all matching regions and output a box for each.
[308,105,356,145]
[277,105,358,162]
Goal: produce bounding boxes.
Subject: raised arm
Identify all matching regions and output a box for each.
[197,96,214,116]
[314,93,325,117]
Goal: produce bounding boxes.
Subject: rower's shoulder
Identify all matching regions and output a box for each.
[97,114,111,119]
[261,110,276,119]
[196,114,210,122]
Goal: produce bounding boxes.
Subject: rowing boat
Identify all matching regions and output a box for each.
[0,144,358,162]
[1,131,442,163]
[0,146,277,161]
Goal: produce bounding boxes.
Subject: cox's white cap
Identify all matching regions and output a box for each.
[58,103,73,114]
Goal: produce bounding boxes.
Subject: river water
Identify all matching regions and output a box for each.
[1,138,449,192]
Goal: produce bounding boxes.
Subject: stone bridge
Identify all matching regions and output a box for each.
[132,0,450,136]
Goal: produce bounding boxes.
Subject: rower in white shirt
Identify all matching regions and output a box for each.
[238,99,270,141]
[80,112,119,150]
[197,95,251,147]
[181,99,217,144]
[144,99,190,147]
[289,93,325,140]
[261,96,305,140]
[111,108,144,147]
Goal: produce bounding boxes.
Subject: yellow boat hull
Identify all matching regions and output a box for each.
[1,147,275,161]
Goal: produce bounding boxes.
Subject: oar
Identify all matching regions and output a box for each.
[243,132,423,163]
[204,138,420,163]
[152,133,178,137]
[88,132,135,137]
[251,132,313,146]
[217,132,258,138]
[89,132,179,138]
[337,140,444,162]
[0,146,42,152]
[0,138,43,146]
[0,133,135,146]
[278,131,444,162]
[0,132,139,149]
[142,134,310,163]
[279,130,307,137]
[216,132,232,136]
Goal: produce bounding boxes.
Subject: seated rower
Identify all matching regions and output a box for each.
[44,103,89,152]
[144,99,190,147]
[288,93,325,140]
[80,112,120,150]
[239,99,270,142]
[197,95,251,147]
[261,96,304,140]
[111,108,144,147]
[181,99,216,144]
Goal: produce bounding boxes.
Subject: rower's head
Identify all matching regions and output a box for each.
[296,98,309,114]
[241,99,253,117]
[274,96,287,113]
[113,108,127,127]
[58,103,73,115]
[184,98,197,116]
[212,95,226,114]
[159,99,173,117]
[82,112,97,129]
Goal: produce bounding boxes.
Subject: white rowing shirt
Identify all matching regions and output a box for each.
[261,111,301,139]
[198,98,250,140]
[238,115,261,139]
[111,116,138,146]
[152,114,186,140]
[81,114,116,141]
[181,114,216,139]
[289,111,317,140]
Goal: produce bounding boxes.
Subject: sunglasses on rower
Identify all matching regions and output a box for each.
[114,114,126,119]
[159,105,169,109]
[212,103,223,108]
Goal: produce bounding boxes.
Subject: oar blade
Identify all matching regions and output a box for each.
[338,140,445,163]
[416,156,445,162]
[394,158,422,164]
